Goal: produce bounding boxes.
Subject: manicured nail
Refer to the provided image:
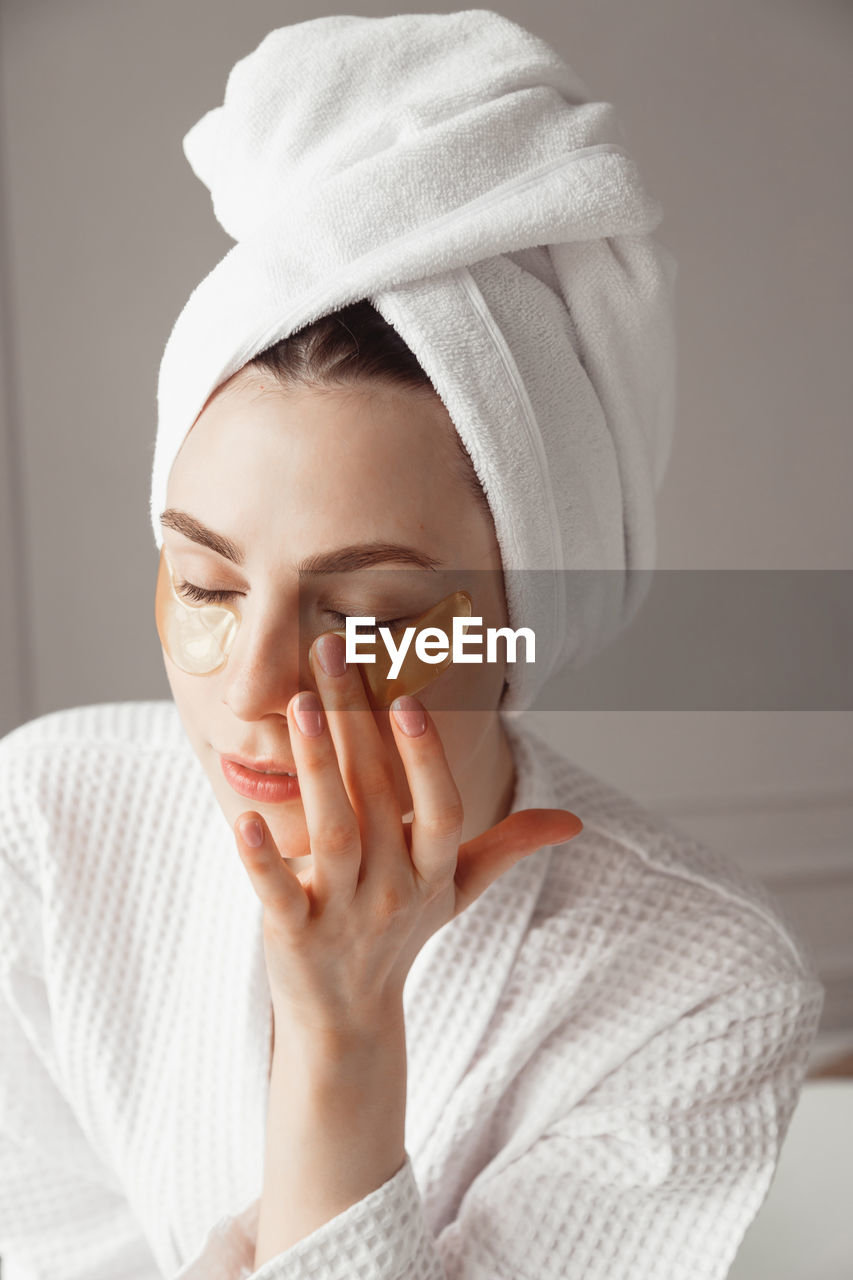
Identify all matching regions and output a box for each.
[315,631,347,677]
[241,819,264,847]
[294,690,325,736]
[392,695,427,737]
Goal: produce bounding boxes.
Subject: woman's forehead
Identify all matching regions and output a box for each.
[177,373,462,485]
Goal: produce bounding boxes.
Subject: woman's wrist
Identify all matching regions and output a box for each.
[254,1000,408,1267]
[271,987,408,1064]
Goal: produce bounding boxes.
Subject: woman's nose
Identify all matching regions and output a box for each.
[221,612,313,721]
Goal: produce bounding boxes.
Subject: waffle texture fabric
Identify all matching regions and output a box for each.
[0,701,823,1279]
[150,9,679,714]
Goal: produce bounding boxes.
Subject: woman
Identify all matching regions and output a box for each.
[0,11,823,1280]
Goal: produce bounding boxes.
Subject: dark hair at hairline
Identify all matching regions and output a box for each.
[243,299,491,519]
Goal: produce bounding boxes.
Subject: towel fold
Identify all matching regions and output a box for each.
[150,9,678,713]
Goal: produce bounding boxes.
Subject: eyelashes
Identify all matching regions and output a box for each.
[324,610,410,631]
[175,580,237,605]
[174,579,409,629]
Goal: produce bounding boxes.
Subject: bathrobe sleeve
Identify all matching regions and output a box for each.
[0,844,165,1280]
[178,968,823,1280]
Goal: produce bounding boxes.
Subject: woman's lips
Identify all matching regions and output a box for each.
[220,755,301,803]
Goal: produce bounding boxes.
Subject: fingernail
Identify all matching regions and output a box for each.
[294,690,325,736]
[392,695,426,737]
[241,819,264,847]
[315,631,347,677]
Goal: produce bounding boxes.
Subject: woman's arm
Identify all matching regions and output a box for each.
[232,632,580,1268]
[254,1003,407,1267]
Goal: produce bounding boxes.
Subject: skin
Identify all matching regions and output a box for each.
[158,368,583,1261]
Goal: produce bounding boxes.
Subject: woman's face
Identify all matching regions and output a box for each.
[159,368,511,872]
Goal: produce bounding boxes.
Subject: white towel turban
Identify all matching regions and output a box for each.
[150,9,678,715]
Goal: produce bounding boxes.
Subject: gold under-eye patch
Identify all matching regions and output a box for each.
[331,587,473,708]
[154,546,240,675]
[154,547,473,703]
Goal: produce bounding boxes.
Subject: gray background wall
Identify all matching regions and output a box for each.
[0,0,851,1043]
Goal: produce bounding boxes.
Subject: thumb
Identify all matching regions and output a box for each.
[453,809,583,916]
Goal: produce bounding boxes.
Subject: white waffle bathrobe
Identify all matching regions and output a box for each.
[0,701,823,1279]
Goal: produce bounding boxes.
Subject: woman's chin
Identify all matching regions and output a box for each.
[256,810,311,861]
[209,758,413,861]
[211,779,311,859]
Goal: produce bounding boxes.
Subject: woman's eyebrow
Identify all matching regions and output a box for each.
[159,508,442,574]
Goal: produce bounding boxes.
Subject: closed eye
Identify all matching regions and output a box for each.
[175,581,409,628]
[175,580,238,605]
[324,610,411,631]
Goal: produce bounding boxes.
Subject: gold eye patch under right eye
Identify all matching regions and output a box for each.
[331,589,473,708]
[154,547,240,675]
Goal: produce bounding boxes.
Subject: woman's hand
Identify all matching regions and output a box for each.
[233,630,583,1041]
